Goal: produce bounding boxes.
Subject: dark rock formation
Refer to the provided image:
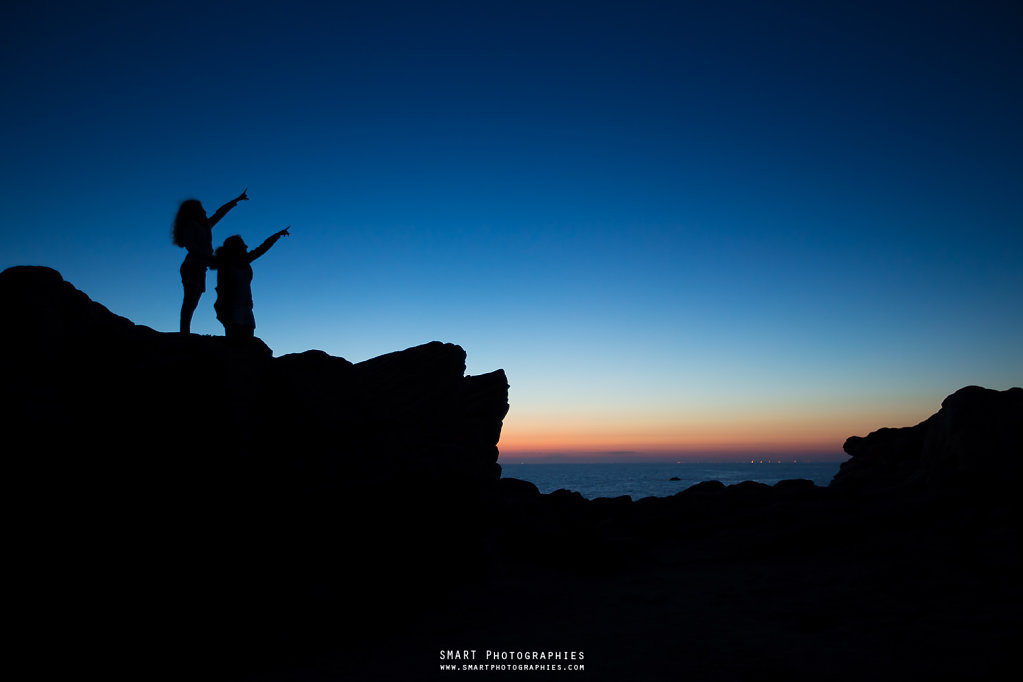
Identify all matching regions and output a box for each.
[0,265,507,482]
[833,385,1023,494]
[1,265,509,678]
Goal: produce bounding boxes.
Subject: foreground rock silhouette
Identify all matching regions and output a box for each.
[2,265,1020,681]
[2,266,508,679]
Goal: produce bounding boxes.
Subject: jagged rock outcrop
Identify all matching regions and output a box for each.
[0,265,508,485]
[833,385,1023,493]
[1,265,509,676]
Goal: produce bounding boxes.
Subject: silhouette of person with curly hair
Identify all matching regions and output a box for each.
[172,189,248,333]
[210,227,290,339]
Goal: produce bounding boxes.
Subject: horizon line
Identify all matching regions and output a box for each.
[499,450,848,464]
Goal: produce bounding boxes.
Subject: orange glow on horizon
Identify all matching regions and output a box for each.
[495,402,927,461]
[497,444,844,462]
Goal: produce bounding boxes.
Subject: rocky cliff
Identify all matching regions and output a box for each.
[834,385,1023,493]
[1,265,508,485]
[1,265,509,677]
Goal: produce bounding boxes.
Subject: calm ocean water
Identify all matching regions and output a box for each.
[499,461,843,500]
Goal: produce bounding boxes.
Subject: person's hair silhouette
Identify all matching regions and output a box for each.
[210,227,290,339]
[172,189,248,334]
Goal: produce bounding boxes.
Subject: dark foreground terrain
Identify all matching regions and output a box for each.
[3,266,1020,681]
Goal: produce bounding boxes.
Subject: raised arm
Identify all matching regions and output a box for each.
[247,226,290,263]
[208,188,249,228]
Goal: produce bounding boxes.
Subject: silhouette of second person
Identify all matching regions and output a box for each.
[210,227,290,339]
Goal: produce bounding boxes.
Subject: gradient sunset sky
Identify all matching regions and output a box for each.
[3,1,1021,460]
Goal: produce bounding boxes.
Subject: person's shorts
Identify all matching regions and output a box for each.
[180,261,208,294]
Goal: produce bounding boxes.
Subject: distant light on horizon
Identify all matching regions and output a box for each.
[500,450,847,464]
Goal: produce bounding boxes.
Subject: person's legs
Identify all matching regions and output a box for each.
[180,288,201,334]
[179,262,206,334]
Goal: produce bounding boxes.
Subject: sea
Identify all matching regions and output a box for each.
[498,461,843,500]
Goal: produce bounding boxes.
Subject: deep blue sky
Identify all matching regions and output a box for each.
[3,0,1021,457]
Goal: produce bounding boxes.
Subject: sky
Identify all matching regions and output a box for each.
[2,0,1021,461]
